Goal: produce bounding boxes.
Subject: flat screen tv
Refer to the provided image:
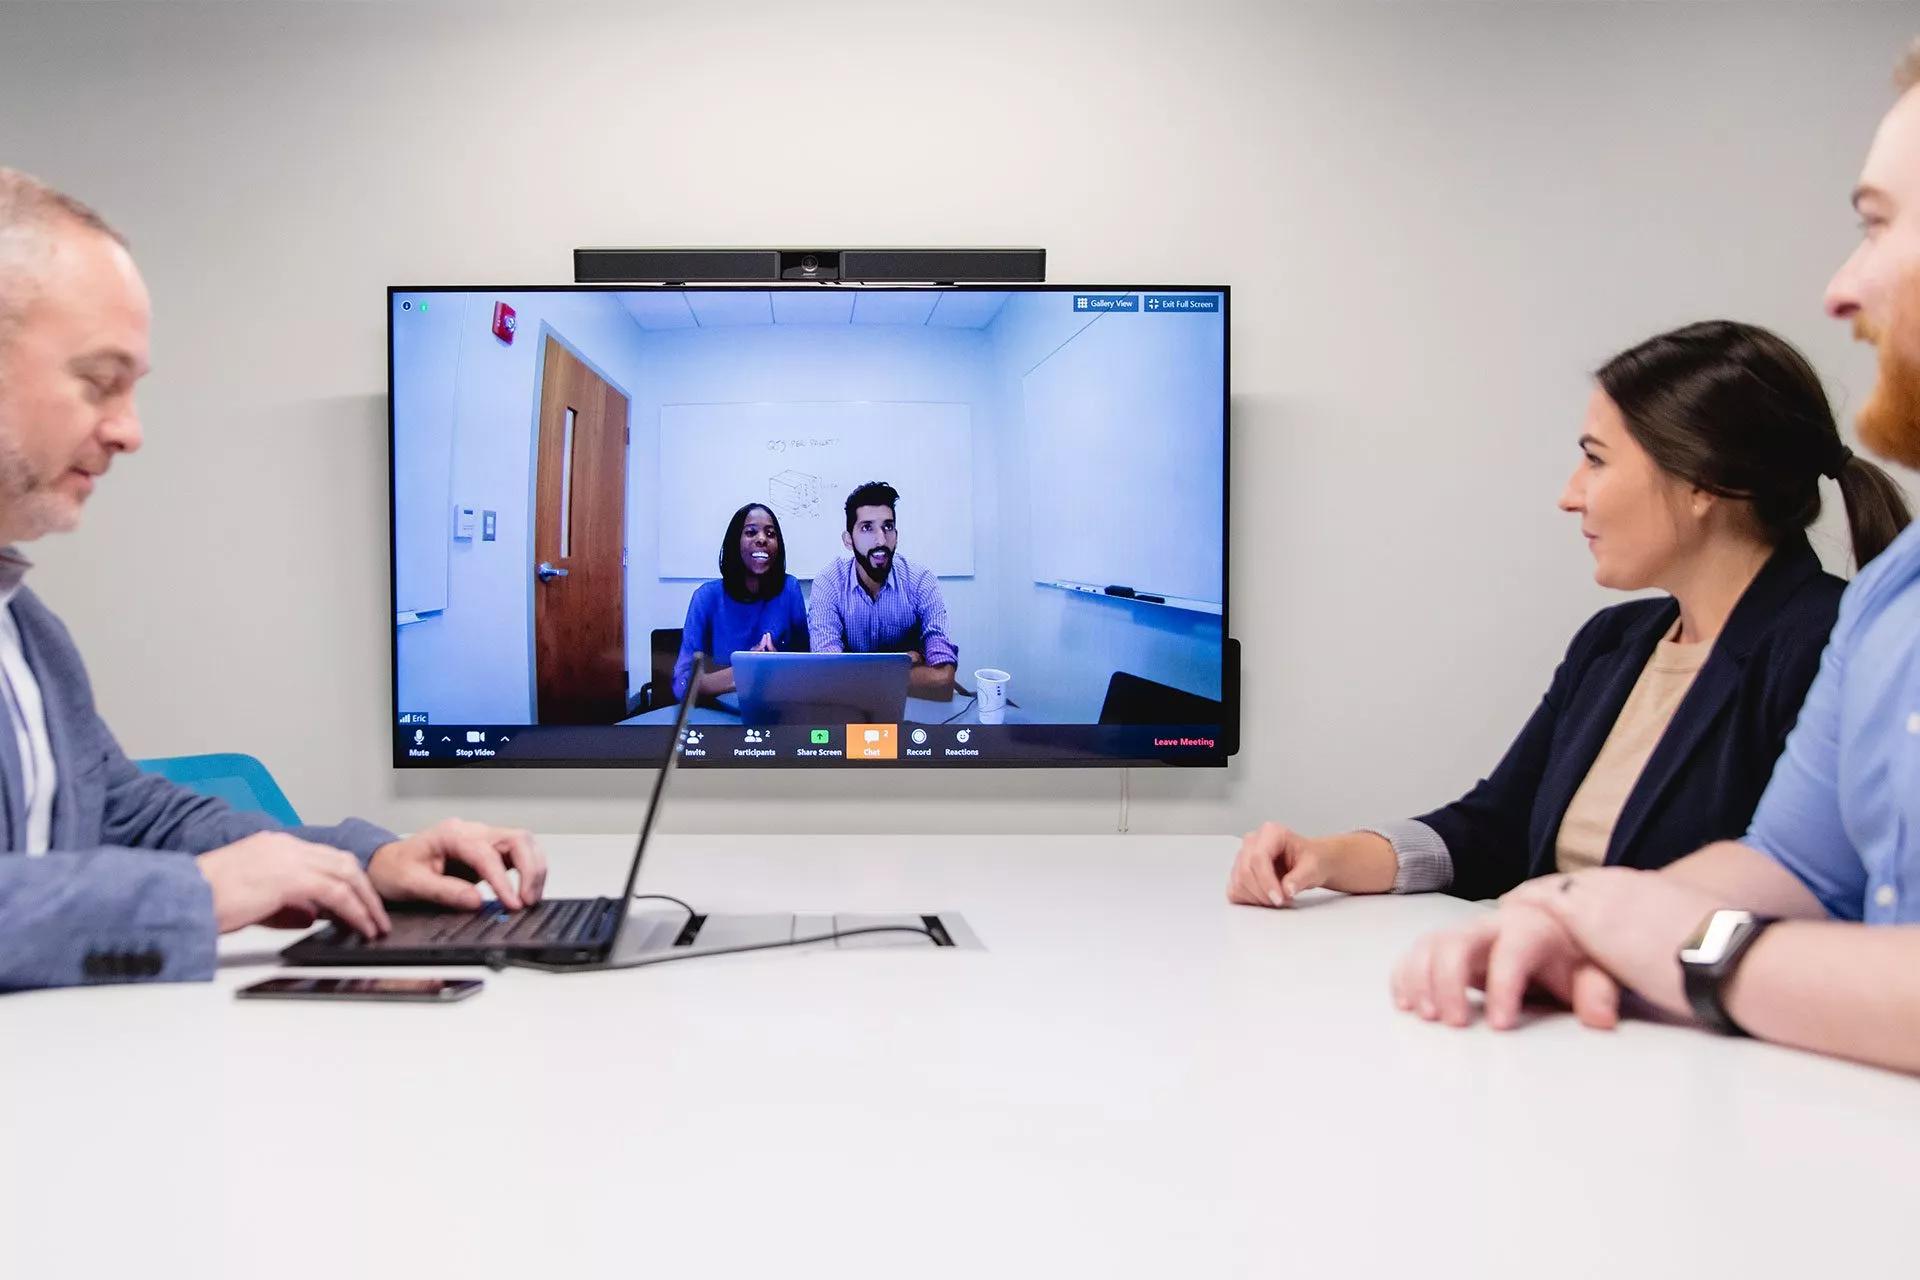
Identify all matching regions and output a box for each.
[390,284,1231,768]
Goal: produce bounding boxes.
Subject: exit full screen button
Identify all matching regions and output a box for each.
[1143,294,1220,313]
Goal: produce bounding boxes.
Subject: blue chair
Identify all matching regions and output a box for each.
[133,752,301,825]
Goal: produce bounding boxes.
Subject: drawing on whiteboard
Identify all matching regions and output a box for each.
[659,402,973,579]
[768,469,822,517]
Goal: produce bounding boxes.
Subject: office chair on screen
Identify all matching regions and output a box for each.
[134,752,301,824]
[633,627,685,714]
[1097,671,1224,726]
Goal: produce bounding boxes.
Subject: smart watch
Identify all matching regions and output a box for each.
[1677,909,1778,1036]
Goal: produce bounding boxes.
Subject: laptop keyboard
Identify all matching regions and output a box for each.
[427,898,599,945]
[329,898,607,948]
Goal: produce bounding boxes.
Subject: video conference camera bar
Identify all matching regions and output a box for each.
[572,246,1047,286]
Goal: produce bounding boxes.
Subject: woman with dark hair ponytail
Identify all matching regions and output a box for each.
[1229,319,1907,910]
[1592,319,1909,572]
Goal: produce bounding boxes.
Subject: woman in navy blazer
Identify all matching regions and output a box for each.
[1228,321,1912,906]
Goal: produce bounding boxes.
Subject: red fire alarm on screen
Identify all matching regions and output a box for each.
[492,302,517,344]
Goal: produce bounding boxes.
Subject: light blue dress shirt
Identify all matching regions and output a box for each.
[1744,519,1920,923]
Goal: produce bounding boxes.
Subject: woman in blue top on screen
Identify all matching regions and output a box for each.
[1226,320,1912,908]
[673,503,810,702]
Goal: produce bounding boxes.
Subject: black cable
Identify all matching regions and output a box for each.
[938,695,1018,725]
[946,682,1016,709]
[496,924,940,974]
[629,892,697,926]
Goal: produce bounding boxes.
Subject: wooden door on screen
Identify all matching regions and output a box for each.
[533,335,629,724]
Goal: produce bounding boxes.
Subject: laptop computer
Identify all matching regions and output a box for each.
[281,656,706,967]
[731,651,912,725]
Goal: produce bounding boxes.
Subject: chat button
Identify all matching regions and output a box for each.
[847,724,898,760]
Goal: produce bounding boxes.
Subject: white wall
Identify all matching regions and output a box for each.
[3,1,1915,838]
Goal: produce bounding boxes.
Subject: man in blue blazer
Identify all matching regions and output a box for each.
[0,168,546,991]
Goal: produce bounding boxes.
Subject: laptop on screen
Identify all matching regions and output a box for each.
[731,651,912,726]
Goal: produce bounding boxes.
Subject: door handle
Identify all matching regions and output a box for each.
[536,561,569,582]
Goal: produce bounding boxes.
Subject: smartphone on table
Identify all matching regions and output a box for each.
[235,976,483,1003]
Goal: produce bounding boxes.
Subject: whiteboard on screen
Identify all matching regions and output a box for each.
[657,402,975,580]
[1022,315,1224,604]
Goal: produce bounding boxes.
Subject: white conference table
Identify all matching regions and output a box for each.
[3,834,1915,1280]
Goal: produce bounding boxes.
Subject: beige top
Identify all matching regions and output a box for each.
[1554,620,1711,874]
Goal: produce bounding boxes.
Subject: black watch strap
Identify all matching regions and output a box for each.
[1681,914,1778,1037]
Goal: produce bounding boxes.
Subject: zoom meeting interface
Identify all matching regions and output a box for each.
[390,286,1229,768]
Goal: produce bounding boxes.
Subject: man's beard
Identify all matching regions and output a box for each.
[1855,273,1920,472]
[859,545,893,584]
[0,410,76,543]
